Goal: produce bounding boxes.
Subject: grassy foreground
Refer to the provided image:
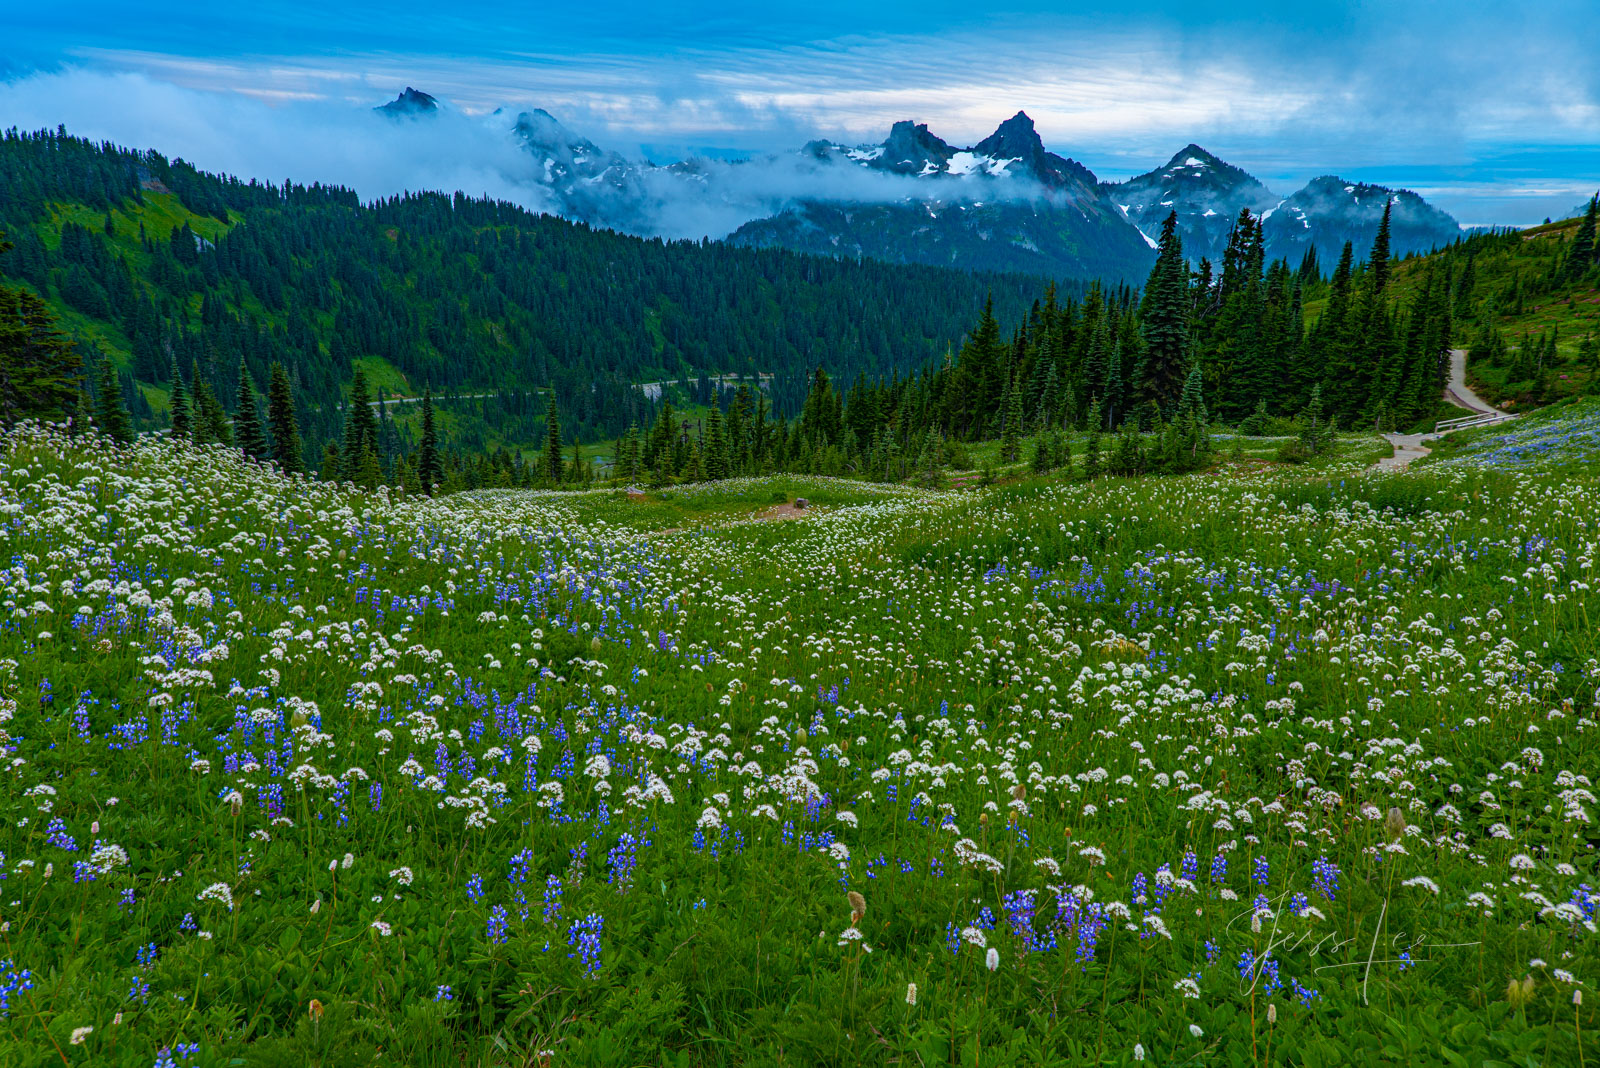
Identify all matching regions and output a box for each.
[1,425,1597,1066]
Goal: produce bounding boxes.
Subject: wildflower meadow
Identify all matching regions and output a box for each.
[2,423,1597,1066]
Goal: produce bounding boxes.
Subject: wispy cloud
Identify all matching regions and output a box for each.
[0,67,1069,242]
[5,2,1598,226]
[0,68,558,214]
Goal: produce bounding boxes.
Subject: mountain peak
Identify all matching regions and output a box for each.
[376,87,439,116]
[1163,144,1220,169]
[974,111,1043,160]
[876,120,954,173]
[513,109,599,156]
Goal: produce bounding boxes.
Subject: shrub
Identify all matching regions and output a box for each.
[1275,439,1314,464]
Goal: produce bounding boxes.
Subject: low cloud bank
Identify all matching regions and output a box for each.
[0,69,1060,240]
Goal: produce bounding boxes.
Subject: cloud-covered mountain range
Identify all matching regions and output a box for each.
[0,64,1478,283]
[417,89,1464,280]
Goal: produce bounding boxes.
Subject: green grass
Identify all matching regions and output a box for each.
[5,425,1597,1065]
[20,192,252,372]
[1420,394,1600,474]
[1301,213,1600,407]
[957,430,1392,483]
[353,357,412,398]
[466,475,924,532]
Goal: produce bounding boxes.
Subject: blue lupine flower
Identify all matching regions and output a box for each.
[1312,856,1341,901]
[486,904,509,944]
[566,913,604,975]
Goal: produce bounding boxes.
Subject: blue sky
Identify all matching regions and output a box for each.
[4,1,1598,225]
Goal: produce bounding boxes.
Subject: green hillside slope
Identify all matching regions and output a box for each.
[1386,205,1600,407]
[0,128,1062,457]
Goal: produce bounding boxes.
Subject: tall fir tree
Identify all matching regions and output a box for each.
[1176,365,1207,425]
[1300,384,1326,454]
[338,367,380,487]
[193,364,231,446]
[266,361,304,474]
[418,390,442,493]
[1370,199,1394,294]
[1082,398,1103,478]
[1568,195,1598,280]
[1103,340,1124,428]
[704,404,730,479]
[954,295,1005,437]
[1085,314,1115,426]
[168,360,192,440]
[95,360,133,445]
[617,423,641,482]
[0,245,81,427]
[233,361,268,460]
[999,363,1024,462]
[1454,255,1477,321]
[1139,211,1190,412]
[1030,429,1052,473]
[542,393,563,482]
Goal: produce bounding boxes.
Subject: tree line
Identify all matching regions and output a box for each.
[0,127,1062,464]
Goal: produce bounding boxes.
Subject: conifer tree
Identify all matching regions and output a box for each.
[1371,199,1394,294]
[339,367,380,487]
[194,371,231,446]
[233,362,268,460]
[1000,366,1024,463]
[168,361,192,440]
[1085,315,1113,425]
[1036,360,1058,429]
[1240,397,1268,436]
[95,360,134,445]
[0,253,81,427]
[687,438,706,482]
[398,453,420,495]
[918,434,948,489]
[1176,365,1207,426]
[704,404,730,479]
[541,393,563,482]
[1568,196,1598,280]
[1454,255,1477,321]
[1300,384,1326,454]
[1139,211,1190,412]
[266,362,304,474]
[954,296,1005,437]
[1031,431,1052,474]
[1082,399,1103,479]
[1297,246,1320,283]
[1181,407,1210,466]
[617,423,640,482]
[1109,416,1143,476]
[1579,333,1599,372]
[418,390,442,493]
[1050,429,1071,475]
[1103,341,1123,428]
[727,387,752,472]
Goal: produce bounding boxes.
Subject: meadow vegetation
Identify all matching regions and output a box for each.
[1,421,1596,1066]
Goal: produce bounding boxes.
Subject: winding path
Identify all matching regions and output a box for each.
[1373,349,1513,470]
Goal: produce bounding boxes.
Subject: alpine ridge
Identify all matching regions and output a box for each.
[729,110,1155,282]
[1102,145,1461,269]
[373,87,1464,282]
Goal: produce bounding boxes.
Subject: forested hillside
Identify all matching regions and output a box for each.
[1382,198,1600,408]
[3,125,1595,493]
[620,198,1599,489]
[0,128,1055,456]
